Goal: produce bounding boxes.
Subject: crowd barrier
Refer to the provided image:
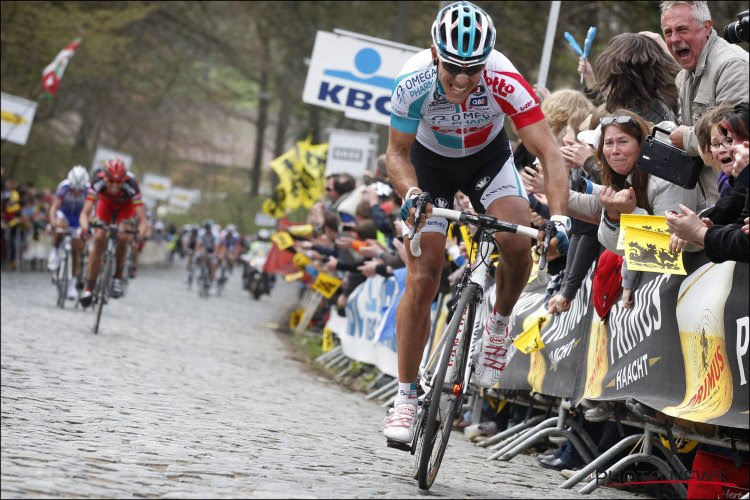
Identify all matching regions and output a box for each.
[324,252,749,431]
[1,230,171,270]
[311,252,749,495]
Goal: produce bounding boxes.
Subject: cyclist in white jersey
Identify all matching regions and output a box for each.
[384,0,572,445]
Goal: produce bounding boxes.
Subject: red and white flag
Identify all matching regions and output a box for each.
[41,37,82,96]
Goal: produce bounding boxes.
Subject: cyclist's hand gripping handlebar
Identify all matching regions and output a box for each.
[407,192,431,257]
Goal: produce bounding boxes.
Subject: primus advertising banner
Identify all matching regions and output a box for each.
[499,264,595,398]
[581,253,749,429]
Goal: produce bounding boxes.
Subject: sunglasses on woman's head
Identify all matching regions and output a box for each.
[600,115,637,127]
[441,60,484,77]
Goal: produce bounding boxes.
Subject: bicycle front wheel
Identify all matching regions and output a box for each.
[56,250,69,309]
[416,286,478,490]
[94,252,113,334]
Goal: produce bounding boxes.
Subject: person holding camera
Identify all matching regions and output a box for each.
[660,1,749,208]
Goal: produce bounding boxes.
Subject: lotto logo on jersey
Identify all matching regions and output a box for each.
[489,76,515,97]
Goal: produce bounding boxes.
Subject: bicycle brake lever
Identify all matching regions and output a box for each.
[538,221,554,271]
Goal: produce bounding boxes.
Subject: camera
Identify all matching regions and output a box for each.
[636,127,702,189]
[724,10,749,44]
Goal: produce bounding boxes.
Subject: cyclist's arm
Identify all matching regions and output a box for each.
[48,196,62,226]
[79,198,95,233]
[386,128,419,199]
[517,120,569,217]
[134,204,149,240]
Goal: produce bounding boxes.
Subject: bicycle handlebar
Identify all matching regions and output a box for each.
[408,200,555,267]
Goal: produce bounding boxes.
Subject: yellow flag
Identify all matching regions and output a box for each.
[284,271,304,282]
[271,231,294,250]
[513,315,547,354]
[312,272,342,299]
[322,327,334,352]
[624,226,686,274]
[292,252,311,268]
[618,214,670,250]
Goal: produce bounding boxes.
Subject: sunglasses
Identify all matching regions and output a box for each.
[600,115,637,127]
[440,60,484,77]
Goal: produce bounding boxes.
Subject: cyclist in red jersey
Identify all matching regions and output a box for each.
[78,158,149,306]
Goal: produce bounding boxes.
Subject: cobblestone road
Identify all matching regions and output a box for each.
[1,266,651,499]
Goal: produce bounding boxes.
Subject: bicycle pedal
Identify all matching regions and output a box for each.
[386,439,412,453]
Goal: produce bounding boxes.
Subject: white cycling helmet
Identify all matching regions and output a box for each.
[431,1,496,67]
[67,165,90,190]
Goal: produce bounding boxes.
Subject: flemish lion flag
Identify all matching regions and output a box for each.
[41,37,82,96]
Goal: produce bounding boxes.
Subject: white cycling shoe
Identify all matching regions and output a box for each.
[384,403,417,443]
[474,315,510,388]
[66,279,78,300]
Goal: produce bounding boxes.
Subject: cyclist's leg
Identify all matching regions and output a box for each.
[466,151,531,386]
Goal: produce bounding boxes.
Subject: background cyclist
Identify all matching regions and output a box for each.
[79,158,149,306]
[383,0,571,445]
[47,165,90,300]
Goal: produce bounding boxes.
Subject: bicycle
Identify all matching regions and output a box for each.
[196,253,212,298]
[395,194,555,491]
[90,219,136,334]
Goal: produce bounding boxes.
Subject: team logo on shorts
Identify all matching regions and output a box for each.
[475,176,491,190]
[434,197,449,208]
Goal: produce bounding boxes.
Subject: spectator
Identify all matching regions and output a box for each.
[667,102,749,262]
[660,0,749,209]
[580,32,680,123]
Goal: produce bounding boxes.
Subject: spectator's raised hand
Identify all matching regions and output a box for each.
[357,239,385,258]
[577,57,596,88]
[392,237,407,263]
[357,259,379,278]
[521,165,545,194]
[335,235,354,249]
[665,204,709,247]
[530,210,546,228]
[324,256,338,272]
[743,217,749,236]
[732,141,749,177]
[533,84,551,102]
[599,186,636,220]
[560,142,594,169]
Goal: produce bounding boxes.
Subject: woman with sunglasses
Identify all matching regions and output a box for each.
[566,110,697,292]
[384,0,571,446]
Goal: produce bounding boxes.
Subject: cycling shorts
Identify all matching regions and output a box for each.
[411,128,528,235]
[96,198,136,224]
[56,209,81,229]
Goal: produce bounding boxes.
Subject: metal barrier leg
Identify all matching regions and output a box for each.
[579,453,686,498]
[559,433,642,489]
[476,415,546,448]
[496,426,595,463]
[487,416,558,460]
[366,379,398,400]
[366,372,389,391]
[314,345,342,364]
[470,392,483,425]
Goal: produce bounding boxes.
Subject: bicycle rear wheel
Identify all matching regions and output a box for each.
[94,252,113,334]
[416,286,477,490]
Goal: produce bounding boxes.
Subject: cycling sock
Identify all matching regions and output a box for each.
[491,307,510,330]
[395,382,418,406]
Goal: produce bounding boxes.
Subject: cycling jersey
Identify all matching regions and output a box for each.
[391,49,543,158]
[54,179,87,228]
[87,172,143,224]
[197,228,219,254]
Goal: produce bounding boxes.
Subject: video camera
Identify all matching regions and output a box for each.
[635,127,702,189]
[724,10,749,44]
